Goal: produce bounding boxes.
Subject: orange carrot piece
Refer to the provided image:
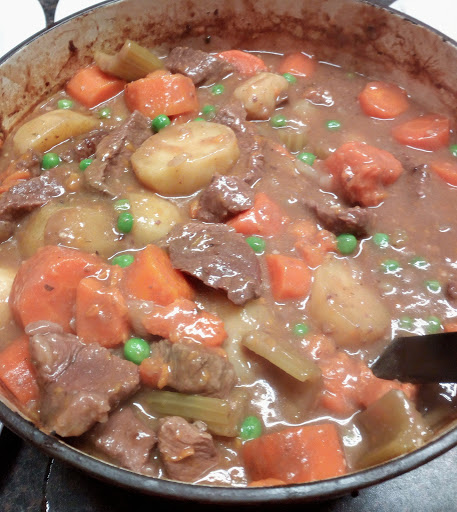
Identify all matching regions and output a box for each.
[291,220,336,267]
[278,52,316,78]
[75,276,130,348]
[243,423,347,484]
[218,50,267,76]
[142,298,227,347]
[0,335,39,407]
[139,356,170,388]
[248,478,287,487]
[0,169,32,193]
[122,245,194,306]
[392,114,450,151]
[430,160,457,186]
[227,192,290,236]
[444,321,457,333]
[266,254,312,302]
[124,70,198,118]
[324,141,403,206]
[358,81,409,119]
[10,246,106,332]
[66,65,126,109]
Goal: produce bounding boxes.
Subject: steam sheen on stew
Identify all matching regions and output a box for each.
[0,37,457,487]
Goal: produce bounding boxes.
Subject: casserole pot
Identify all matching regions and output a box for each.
[1,0,457,503]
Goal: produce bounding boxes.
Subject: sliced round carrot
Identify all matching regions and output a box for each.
[358,81,409,119]
[218,50,267,76]
[392,114,450,151]
[430,160,457,186]
[278,52,316,78]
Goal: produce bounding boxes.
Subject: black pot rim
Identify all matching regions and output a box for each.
[1,0,457,504]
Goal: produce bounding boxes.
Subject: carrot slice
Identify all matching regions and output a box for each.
[248,478,287,487]
[324,141,403,206]
[392,114,450,151]
[10,246,106,332]
[227,192,290,236]
[0,335,39,407]
[66,65,126,109]
[266,254,312,302]
[278,52,316,78]
[142,298,227,347]
[291,220,336,267]
[358,81,409,119]
[75,276,130,348]
[444,321,457,333]
[124,70,198,118]
[243,423,347,484]
[122,244,194,305]
[218,50,267,76]
[429,160,457,186]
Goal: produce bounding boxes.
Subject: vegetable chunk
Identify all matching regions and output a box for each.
[131,120,239,196]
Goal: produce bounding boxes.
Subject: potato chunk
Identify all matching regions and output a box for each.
[14,109,97,154]
[308,258,390,348]
[127,192,182,246]
[233,72,289,120]
[0,267,16,326]
[131,121,240,196]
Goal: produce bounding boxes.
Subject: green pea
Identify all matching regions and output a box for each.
[117,212,134,234]
[240,415,262,441]
[297,152,316,165]
[211,84,225,95]
[111,253,134,268]
[202,104,216,120]
[398,316,414,331]
[124,337,150,365]
[326,120,341,131]
[57,98,73,109]
[270,114,287,128]
[99,107,111,119]
[114,199,130,211]
[426,316,442,334]
[79,158,93,171]
[372,232,389,248]
[409,256,429,270]
[41,152,61,170]
[246,236,265,253]
[336,233,357,255]
[381,259,401,273]
[449,144,457,158]
[293,323,309,336]
[152,114,171,132]
[194,117,205,122]
[282,72,297,84]
[425,280,441,293]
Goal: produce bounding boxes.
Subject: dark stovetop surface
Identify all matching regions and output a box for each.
[2,1,456,510]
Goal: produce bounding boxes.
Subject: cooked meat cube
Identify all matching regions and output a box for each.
[10,149,42,177]
[195,174,254,223]
[26,321,140,437]
[166,47,233,85]
[445,279,457,302]
[167,222,261,305]
[158,416,218,482]
[60,129,108,163]
[89,407,157,472]
[145,339,237,398]
[84,110,151,195]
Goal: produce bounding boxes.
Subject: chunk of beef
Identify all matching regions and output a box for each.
[157,416,218,482]
[167,222,261,305]
[195,174,254,223]
[26,321,140,437]
[146,339,237,398]
[60,129,108,163]
[306,199,371,237]
[166,47,233,85]
[89,407,157,472]
[84,110,151,195]
[213,100,265,185]
[445,279,457,302]
[10,149,41,177]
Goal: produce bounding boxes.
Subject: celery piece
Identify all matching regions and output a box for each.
[242,331,320,382]
[355,390,429,469]
[277,126,308,153]
[95,40,164,82]
[145,390,244,437]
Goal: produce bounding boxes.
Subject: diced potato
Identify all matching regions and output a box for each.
[308,257,390,347]
[14,109,97,154]
[131,121,239,196]
[0,267,16,325]
[233,72,289,120]
[127,192,182,246]
[43,205,120,258]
